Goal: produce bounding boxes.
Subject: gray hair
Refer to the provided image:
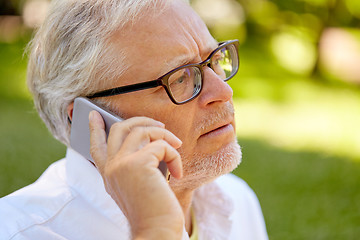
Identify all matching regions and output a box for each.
[27,0,187,146]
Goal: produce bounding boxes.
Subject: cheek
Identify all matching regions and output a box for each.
[110,93,164,118]
[112,96,197,148]
[161,111,199,159]
[156,110,190,136]
[150,107,196,146]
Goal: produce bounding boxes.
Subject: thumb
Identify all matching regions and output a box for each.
[89,110,107,172]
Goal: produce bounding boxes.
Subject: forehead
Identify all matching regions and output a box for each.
[109,0,217,83]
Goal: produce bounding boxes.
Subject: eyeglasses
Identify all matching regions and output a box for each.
[87,39,239,104]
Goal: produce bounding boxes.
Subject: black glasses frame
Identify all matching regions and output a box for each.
[87,39,239,104]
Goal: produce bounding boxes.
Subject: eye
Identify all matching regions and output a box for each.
[169,68,191,86]
[212,51,225,66]
[176,75,186,84]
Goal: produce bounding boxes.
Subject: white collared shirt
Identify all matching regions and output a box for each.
[0,149,268,240]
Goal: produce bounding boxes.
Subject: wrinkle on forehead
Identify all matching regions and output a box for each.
[155,1,218,75]
[109,0,218,82]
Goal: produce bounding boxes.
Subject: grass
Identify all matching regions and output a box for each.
[1,38,360,239]
[0,98,66,196]
[234,138,360,239]
[0,40,30,100]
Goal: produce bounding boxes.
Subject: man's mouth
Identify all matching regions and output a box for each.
[197,103,236,140]
[200,122,234,138]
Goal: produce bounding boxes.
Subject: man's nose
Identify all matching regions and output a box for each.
[198,66,233,106]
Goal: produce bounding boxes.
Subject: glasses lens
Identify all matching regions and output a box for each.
[210,43,238,81]
[167,66,202,103]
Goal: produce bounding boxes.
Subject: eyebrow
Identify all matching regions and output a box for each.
[159,41,219,77]
[161,54,197,74]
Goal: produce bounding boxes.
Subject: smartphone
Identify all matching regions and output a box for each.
[69,97,168,177]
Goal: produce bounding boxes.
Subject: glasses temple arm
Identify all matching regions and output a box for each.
[87,79,161,98]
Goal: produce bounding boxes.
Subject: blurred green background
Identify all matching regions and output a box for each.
[1,0,360,239]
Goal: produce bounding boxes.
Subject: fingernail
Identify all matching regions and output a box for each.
[176,137,182,147]
[156,121,165,127]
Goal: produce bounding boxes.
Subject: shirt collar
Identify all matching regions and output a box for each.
[65,148,131,230]
[193,178,234,240]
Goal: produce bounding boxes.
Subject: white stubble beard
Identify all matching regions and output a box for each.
[170,138,242,192]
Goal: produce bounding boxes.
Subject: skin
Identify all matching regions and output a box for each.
[68,0,238,239]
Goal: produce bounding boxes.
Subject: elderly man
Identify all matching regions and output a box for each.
[0,0,268,239]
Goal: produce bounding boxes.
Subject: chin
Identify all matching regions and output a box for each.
[170,138,242,191]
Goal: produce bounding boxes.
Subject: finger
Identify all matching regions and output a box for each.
[117,126,182,155]
[89,110,107,172]
[106,117,165,157]
[139,140,183,179]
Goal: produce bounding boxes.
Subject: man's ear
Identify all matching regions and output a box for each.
[67,102,74,122]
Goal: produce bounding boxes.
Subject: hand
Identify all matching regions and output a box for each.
[89,111,184,239]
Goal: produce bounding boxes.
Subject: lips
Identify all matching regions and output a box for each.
[199,120,233,138]
[197,103,236,139]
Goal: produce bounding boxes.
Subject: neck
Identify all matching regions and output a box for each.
[173,188,194,235]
